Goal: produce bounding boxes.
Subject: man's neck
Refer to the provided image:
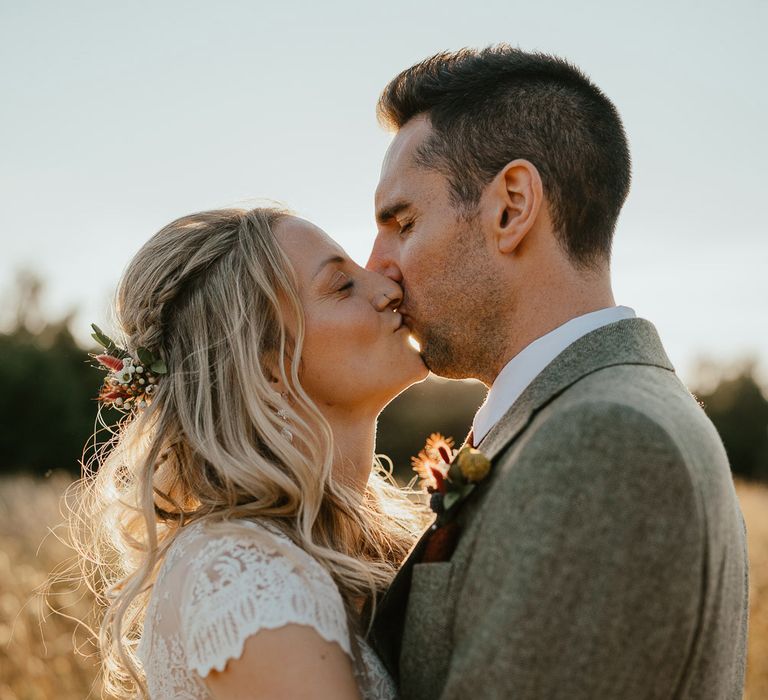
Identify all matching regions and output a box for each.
[486,289,617,386]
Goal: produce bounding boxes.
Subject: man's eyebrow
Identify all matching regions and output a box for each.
[314,255,345,279]
[375,200,411,225]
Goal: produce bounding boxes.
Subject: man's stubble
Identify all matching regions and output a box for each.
[415,220,509,384]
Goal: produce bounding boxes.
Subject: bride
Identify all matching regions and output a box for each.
[72,207,430,699]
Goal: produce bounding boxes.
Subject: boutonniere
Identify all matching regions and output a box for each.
[412,434,493,563]
[412,433,493,521]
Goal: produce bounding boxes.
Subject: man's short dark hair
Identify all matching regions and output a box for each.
[377,45,631,269]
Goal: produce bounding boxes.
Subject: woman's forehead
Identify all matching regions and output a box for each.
[274,216,346,276]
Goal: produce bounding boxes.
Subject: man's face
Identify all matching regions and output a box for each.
[367,116,505,380]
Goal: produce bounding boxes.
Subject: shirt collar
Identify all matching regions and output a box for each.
[472,306,637,445]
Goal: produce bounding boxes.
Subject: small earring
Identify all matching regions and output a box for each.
[276,392,293,443]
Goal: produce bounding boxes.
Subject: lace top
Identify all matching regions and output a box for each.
[136,518,396,699]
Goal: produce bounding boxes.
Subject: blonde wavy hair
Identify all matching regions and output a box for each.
[70,207,428,698]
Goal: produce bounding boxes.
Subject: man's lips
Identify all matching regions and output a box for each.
[395,310,416,334]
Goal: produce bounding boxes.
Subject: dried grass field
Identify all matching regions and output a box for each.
[0,474,101,699]
[1,474,766,699]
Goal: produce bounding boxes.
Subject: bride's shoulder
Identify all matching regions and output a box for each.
[156,517,351,677]
[161,517,335,597]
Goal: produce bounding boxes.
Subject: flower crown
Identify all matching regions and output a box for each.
[90,324,167,411]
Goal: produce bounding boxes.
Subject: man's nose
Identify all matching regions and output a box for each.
[366,236,403,283]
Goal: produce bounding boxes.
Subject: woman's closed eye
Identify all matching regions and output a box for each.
[331,272,354,294]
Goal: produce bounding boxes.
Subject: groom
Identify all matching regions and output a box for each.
[366,46,748,699]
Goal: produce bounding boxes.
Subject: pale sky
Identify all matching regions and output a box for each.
[1,0,766,386]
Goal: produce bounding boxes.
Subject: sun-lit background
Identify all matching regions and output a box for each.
[2,0,767,382]
[1,1,767,698]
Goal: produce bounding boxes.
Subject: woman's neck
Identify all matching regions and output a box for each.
[321,406,379,494]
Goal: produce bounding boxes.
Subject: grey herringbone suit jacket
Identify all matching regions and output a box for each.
[370,318,748,700]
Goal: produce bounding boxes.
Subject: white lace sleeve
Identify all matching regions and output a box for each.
[180,522,352,678]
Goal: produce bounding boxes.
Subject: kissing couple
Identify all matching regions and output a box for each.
[76,46,748,699]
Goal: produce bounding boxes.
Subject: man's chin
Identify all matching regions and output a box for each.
[418,342,443,376]
[408,325,463,377]
[419,340,471,380]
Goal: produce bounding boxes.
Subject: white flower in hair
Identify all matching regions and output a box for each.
[115,358,137,384]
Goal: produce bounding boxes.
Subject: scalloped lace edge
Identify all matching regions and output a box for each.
[190,617,353,677]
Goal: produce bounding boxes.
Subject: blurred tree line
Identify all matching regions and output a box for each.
[1,272,766,484]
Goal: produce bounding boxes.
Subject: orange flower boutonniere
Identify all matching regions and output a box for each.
[412,432,493,524]
[412,433,493,563]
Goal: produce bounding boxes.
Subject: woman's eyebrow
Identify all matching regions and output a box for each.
[313,255,346,279]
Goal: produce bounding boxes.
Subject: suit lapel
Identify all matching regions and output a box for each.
[478,317,675,460]
[368,523,433,679]
[368,425,476,678]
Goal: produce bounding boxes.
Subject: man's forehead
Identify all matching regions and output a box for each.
[376,116,431,207]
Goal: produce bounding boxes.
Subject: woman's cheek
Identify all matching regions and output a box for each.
[332,306,379,346]
[304,304,381,370]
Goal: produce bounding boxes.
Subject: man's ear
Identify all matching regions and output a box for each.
[486,159,543,255]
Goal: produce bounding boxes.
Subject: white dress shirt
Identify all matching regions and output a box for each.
[472,306,637,445]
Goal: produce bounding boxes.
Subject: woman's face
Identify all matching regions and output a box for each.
[273,216,428,414]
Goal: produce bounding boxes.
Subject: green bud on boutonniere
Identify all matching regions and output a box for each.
[456,445,492,482]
